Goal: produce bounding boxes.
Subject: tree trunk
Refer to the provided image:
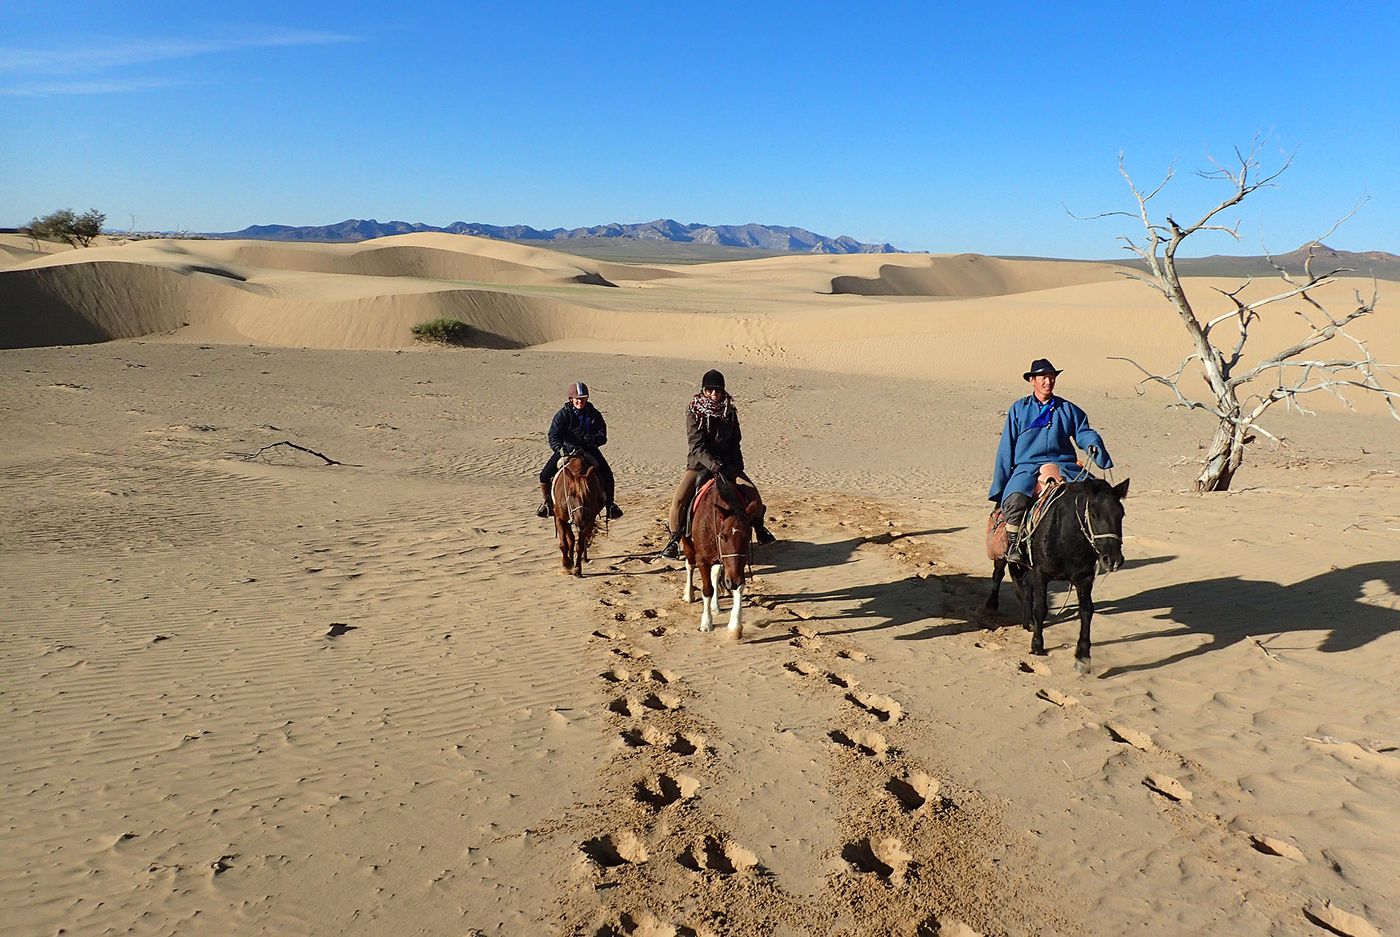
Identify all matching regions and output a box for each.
[1195,417,1249,492]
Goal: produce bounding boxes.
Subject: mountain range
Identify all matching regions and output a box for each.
[207,218,899,254]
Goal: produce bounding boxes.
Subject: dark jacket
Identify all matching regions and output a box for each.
[686,404,743,472]
[549,402,607,454]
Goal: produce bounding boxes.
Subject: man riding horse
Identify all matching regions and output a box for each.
[989,358,1113,564]
[660,369,776,559]
[537,380,623,520]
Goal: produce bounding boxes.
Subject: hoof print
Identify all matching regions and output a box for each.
[620,724,675,749]
[918,917,983,937]
[841,837,912,885]
[1302,899,1381,937]
[600,668,630,683]
[1143,773,1192,802]
[648,668,677,684]
[847,691,903,723]
[1248,833,1305,862]
[607,697,634,718]
[829,729,888,759]
[640,692,681,712]
[826,671,858,689]
[1106,723,1155,751]
[1017,659,1050,676]
[784,659,818,677]
[680,836,757,876]
[668,733,702,756]
[837,648,869,662]
[635,773,700,809]
[1036,688,1077,708]
[887,771,940,812]
[581,829,648,868]
[592,628,624,641]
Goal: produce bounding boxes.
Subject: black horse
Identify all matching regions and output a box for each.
[988,477,1129,674]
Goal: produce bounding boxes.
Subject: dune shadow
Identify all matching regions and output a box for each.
[1096,560,1400,676]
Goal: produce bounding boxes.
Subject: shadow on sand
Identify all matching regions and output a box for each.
[1094,559,1400,677]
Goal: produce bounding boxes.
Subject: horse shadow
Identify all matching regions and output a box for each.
[745,530,984,644]
[1095,559,1400,676]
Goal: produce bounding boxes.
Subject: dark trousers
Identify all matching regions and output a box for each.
[1001,491,1032,530]
[540,449,615,505]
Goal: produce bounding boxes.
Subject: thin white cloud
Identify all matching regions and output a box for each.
[0,29,358,76]
[0,78,188,97]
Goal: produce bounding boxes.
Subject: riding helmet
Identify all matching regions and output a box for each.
[567,380,589,398]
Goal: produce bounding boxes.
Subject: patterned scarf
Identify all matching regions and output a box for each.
[690,390,734,429]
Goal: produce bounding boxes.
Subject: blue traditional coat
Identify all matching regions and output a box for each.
[988,395,1112,504]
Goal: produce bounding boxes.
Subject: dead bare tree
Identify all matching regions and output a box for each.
[1101,143,1398,492]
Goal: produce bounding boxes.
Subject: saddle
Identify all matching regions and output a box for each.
[985,464,1068,562]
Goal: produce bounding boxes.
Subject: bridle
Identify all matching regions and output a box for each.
[1077,494,1121,558]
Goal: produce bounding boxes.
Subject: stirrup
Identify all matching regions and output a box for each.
[536,502,551,518]
[755,525,776,545]
[607,504,623,520]
[660,535,680,559]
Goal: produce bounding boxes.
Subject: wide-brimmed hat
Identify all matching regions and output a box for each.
[701,369,726,390]
[567,380,589,398]
[1023,358,1062,381]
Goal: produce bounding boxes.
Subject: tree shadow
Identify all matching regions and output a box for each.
[1096,560,1400,677]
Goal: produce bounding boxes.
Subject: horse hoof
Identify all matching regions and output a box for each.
[1074,658,1092,675]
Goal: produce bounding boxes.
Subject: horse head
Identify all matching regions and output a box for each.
[1081,477,1129,573]
[711,471,753,589]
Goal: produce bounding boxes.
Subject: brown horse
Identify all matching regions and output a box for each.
[551,455,606,577]
[682,471,761,638]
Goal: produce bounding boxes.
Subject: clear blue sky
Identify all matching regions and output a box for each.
[3,1,1396,258]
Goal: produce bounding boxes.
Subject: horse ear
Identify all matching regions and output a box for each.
[1113,478,1130,500]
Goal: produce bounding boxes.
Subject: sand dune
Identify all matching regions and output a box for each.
[3,232,1399,935]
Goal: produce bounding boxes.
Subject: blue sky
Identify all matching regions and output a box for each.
[2,1,1396,257]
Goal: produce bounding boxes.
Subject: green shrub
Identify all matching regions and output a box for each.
[24,208,106,247]
[411,318,472,345]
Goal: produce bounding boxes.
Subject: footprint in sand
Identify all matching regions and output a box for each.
[1302,899,1381,937]
[1036,688,1078,708]
[841,836,912,886]
[829,729,889,759]
[633,773,700,809]
[1105,722,1155,751]
[826,672,859,689]
[886,771,941,813]
[647,669,677,684]
[600,667,631,683]
[679,836,759,876]
[837,648,870,662]
[1247,833,1305,862]
[1018,659,1050,676]
[608,697,635,718]
[847,691,903,723]
[784,659,818,677]
[592,628,625,641]
[649,626,669,637]
[1143,773,1192,802]
[612,646,650,661]
[580,829,649,868]
[620,727,703,756]
[640,691,681,712]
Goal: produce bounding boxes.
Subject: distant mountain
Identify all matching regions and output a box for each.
[207,218,900,254]
[1112,244,1400,280]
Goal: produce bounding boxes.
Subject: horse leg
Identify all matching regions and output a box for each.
[557,518,573,573]
[726,580,743,639]
[1073,576,1095,674]
[572,523,584,577]
[1029,572,1049,656]
[707,563,724,630]
[683,555,695,603]
[1010,565,1032,631]
[698,560,715,632]
[985,558,1005,611]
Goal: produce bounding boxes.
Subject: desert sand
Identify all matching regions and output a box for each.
[1,233,1397,937]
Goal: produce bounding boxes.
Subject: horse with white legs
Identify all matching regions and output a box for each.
[551,455,605,577]
[681,471,756,638]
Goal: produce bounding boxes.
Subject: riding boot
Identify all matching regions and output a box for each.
[1005,527,1026,564]
[536,481,552,519]
[607,503,624,520]
[754,521,776,545]
[660,531,681,559]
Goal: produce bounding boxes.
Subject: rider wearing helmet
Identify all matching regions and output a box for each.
[989,358,1113,564]
[660,368,776,559]
[537,380,623,520]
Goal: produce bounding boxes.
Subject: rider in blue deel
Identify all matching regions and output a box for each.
[537,380,623,520]
[989,358,1113,564]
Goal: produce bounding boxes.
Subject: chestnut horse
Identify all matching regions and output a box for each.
[682,471,760,638]
[551,455,606,577]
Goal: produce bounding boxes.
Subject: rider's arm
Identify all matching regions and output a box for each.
[988,406,1019,501]
[1066,403,1112,468]
[588,407,608,448]
[547,407,566,453]
[732,414,745,473]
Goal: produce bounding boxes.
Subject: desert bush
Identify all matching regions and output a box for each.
[411,318,472,345]
[24,208,106,247]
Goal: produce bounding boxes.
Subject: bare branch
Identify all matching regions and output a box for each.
[245,441,343,465]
